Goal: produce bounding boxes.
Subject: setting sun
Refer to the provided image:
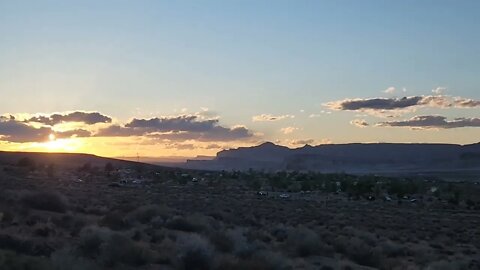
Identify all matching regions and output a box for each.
[41,137,82,152]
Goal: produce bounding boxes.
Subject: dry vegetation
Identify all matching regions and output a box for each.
[0,157,479,269]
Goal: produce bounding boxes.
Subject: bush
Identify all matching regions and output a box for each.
[17,157,36,171]
[77,226,154,266]
[77,226,112,259]
[209,232,234,253]
[20,191,68,213]
[51,248,100,270]
[176,233,214,270]
[165,216,204,232]
[0,249,52,270]
[128,204,170,225]
[99,211,131,231]
[216,251,289,270]
[344,237,380,268]
[101,234,153,267]
[287,226,321,257]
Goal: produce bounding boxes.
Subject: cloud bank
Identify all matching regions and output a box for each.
[27,111,112,126]
[378,115,480,129]
[97,115,254,142]
[325,95,480,113]
[0,116,91,143]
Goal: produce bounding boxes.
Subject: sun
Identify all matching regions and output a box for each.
[42,134,80,152]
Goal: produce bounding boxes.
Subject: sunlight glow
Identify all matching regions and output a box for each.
[38,137,82,152]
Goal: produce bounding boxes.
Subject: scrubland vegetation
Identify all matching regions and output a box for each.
[0,157,479,269]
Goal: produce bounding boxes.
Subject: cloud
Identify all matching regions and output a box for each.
[0,118,52,143]
[350,119,369,128]
[290,139,316,145]
[288,138,332,146]
[309,111,331,118]
[205,143,222,149]
[252,114,294,122]
[453,98,480,108]
[27,111,112,126]
[383,87,396,94]
[280,127,299,134]
[125,115,218,132]
[0,118,91,143]
[325,96,424,111]
[432,87,447,95]
[95,125,145,137]
[55,129,92,139]
[325,95,480,116]
[1,111,255,145]
[97,115,254,142]
[377,115,480,129]
[164,143,196,150]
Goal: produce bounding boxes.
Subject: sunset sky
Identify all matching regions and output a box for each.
[1,0,479,158]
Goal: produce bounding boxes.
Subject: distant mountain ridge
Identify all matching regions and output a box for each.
[185,142,480,174]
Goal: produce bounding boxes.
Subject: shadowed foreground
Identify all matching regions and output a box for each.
[0,155,479,270]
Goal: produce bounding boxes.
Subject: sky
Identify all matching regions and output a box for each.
[1,0,479,158]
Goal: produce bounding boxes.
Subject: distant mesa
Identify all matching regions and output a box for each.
[184,141,480,175]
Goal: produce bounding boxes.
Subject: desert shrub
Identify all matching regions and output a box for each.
[99,211,131,231]
[271,224,289,242]
[287,226,322,257]
[77,226,112,259]
[51,248,100,270]
[380,240,406,258]
[0,234,55,256]
[426,259,470,270]
[226,228,257,258]
[20,191,68,213]
[100,233,153,267]
[216,251,289,270]
[127,204,170,225]
[176,233,214,270]
[52,214,86,236]
[17,157,36,171]
[165,216,204,232]
[0,249,52,270]
[344,237,380,268]
[216,257,274,270]
[209,231,234,253]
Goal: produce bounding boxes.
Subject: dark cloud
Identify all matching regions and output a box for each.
[378,115,480,129]
[95,125,145,137]
[205,144,222,149]
[27,111,112,126]
[0,119,52,143]
[164,143,196,150]
[55,129,92,139]
[97,115,254,142]
[125,115,218,132]
[326,96,423,111]
[145,126,253,142]
[325,95,480,112]
[0,117,92,143]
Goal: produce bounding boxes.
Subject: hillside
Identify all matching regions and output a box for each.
[0,151,153,170]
